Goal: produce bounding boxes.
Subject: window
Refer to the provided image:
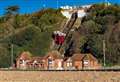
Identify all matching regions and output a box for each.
[83,60,89,67]
[67,59,72,67]
[48,59,54,69]
[19,59,23,64]
[48,59,52,64]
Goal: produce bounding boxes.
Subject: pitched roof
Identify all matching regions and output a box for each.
[17,51,32,60]
[30,57,44,63]
[45,50,63,59]
[72,53,98,61]
[72,53,85,61]
[82,53,98,61]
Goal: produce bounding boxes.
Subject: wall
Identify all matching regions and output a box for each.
[0,71,119,82]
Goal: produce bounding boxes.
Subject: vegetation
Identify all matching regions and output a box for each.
[76,3,120,66]
[0,4,120,67]
[0,6,65,67]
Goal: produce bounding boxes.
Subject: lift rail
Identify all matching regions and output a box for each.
[57,12,78,53]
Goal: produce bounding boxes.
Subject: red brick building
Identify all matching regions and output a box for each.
[16,51,64,70]
[27,57,45,70]
[71,53,101,69]
[44,51,63,70]
[63,57,73,70]
[16,51,101,70]
[16,51,32,69]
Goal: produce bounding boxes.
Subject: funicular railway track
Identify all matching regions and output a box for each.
[62,12,78,33]
[57,12,78,52]
[50,12,120,72]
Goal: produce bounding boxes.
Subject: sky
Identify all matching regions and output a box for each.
[0,0,119,15]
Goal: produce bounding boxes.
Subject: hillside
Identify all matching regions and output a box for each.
[76,4,120,66]
[0,4,120,68]
[0,8,66,67]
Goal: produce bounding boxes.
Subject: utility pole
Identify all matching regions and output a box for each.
[103,40,106,67]
[11,26,14,68]
[11,43,14,68]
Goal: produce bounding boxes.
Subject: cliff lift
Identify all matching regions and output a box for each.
[52,11,78,55]
[52,31,66,45]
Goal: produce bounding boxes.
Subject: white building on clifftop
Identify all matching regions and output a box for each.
[60,5,92,19]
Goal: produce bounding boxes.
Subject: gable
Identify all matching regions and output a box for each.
[71,53,85,61]
[45,50,63,59]
[82,53,98,61]
[17,51,32,60]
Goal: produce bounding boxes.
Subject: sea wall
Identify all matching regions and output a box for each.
[0,71,119,82]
